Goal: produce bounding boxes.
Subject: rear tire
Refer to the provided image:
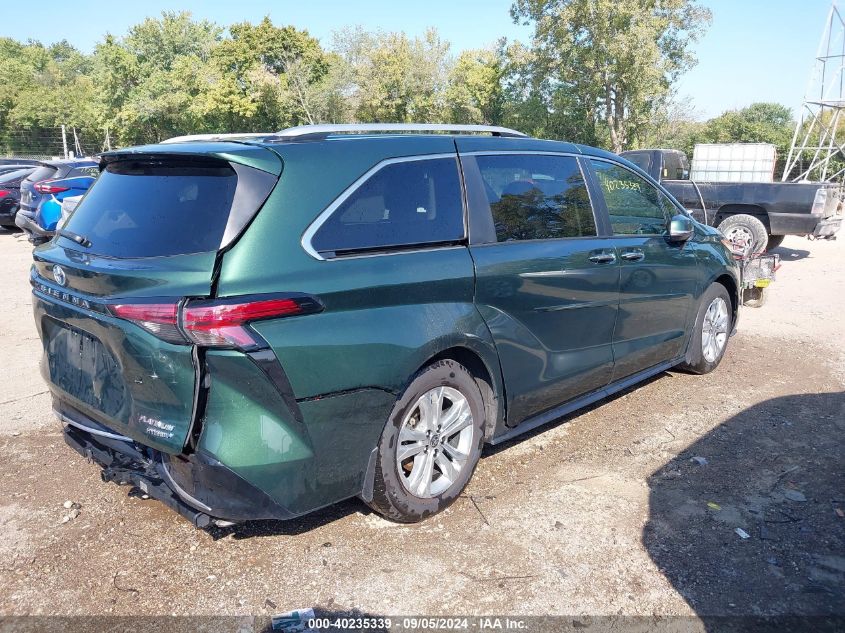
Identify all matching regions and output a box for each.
[765,234,785,251]
[718,214,768,255]
[678,283,733,375]
[367,359,485,523]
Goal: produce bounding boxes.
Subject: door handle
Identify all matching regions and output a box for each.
[588,252,616,264]
[620,250,645,262]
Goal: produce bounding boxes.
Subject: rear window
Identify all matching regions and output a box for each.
[623,152,652,173]
[26,165,58,183]
[59,160,239,258]
[0,169,33,183]
[310,157,464,256]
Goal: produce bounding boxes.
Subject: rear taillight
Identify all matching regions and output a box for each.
[109,295,322,349]
[34,181,70,194]
[811,187,828,215]
[0,189,9,198]
[109,303,183,344]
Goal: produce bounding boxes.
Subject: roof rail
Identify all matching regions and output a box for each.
[270,123,528,141]
[161,132,274,144]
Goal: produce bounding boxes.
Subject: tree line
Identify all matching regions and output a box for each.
[0,1,796,161]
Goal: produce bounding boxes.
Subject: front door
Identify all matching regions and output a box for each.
[587,158,701,381]
[463,152,620,426]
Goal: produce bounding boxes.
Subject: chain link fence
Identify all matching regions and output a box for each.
[0,126,112,161]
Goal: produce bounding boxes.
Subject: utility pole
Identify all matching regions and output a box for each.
[60,125,68,159]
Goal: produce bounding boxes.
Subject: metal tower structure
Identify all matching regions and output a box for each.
[783,3,845,183]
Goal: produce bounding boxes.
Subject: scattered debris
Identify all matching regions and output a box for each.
[264,598,277,610]
[465,495,490,526]
[769,465,800,492]
[835,508,844,518]
[707,502,722,511]
[554,520,564,529]
[691,456,709,465]
[735,528,750,539]
[112,571,138,594]
[783,490,807,502]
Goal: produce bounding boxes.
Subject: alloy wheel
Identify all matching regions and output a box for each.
[702,297,729,363]
[396,386,475,498]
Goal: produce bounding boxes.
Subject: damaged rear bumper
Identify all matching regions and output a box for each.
[58,407,296,526]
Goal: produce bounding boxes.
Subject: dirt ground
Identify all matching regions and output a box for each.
[0,228,843,623]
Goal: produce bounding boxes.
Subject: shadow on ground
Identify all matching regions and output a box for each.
[771,245,811,261]
[644,391,845,618]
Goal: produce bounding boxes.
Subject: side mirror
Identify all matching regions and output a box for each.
[668,214,694,242]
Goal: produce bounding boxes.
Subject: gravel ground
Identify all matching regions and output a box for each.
[0,229,842,622]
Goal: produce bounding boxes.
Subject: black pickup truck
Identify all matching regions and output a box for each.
[620,148,843,252]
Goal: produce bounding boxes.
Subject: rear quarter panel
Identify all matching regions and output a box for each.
[209,137,505,510]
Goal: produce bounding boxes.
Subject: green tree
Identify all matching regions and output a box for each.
[212,17,336,128]
[334,27,452,123]
[511,0,711,152]
[94,12,224,144]
[446,48,505,125]
[703,102,794,150]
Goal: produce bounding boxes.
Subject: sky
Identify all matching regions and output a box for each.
[0,0,835,120]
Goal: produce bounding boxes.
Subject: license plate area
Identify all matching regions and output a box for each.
[43,318,126,417]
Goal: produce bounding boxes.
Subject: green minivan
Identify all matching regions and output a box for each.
[31,124,740,526]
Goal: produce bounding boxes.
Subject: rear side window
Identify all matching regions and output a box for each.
[476,154,596,241]
[73,166,101,178]
[310,157,464,256]
[590,160,676,235]
[60,160,239,257]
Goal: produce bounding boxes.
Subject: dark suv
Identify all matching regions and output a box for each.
[30,124,740,526]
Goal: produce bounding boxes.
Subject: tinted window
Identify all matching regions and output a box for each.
[59,160,238,258]
[73,166,101,178]
[623,152,652,173]
[0,168,34,184]
[476,154,596,241]
[662,152,689,180]
[311,157,464,256]
[25,165,58,183]
[591,160,676,235]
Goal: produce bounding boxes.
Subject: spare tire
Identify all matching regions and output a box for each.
[717,214,769,255]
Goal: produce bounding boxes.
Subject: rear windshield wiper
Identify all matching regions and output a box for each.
[57,229,92,248]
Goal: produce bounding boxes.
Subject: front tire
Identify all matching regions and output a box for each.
[367,359,485,523]
[679,283,733,375]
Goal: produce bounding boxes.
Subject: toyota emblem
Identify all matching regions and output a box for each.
[53,265,67,287]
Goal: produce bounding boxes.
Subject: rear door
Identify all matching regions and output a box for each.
[462,151,619,426]
[586,158,700,381]
[31,149,279,453]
